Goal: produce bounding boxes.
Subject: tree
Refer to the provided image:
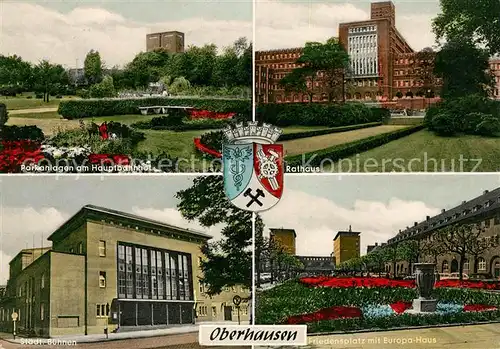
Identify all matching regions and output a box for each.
[434,223,496,280]
[175,176,251,296]
[434,37,494,99]
[168,77,191,95]
[364,249,386,276]
[84,50,103,85]
[124,50,170,89]
[414,48,437,97]
[279,38,349,103]
[0,103,8,131]
[396,240,420,275]
[0,55,33,90]
[433,0,500,55]
[33,60,69,102]
[420,235,446,265]
[382,246,398,277]
[254,215,265,288]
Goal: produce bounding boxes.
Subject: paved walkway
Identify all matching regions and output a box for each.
[257,323,500,349]
[9,107,58,115]
[280,125,406,156]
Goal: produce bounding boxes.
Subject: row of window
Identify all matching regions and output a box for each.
[196,305,249,317]
[259,52,300,61]
[391,199,500,243]
[117,243,192,301]
[348,26,376,34]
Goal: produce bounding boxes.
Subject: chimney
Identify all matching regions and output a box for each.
[484,190,489,195]
[375,242,378,246]
[426,215,430,220]
[462,201,466,204]
[414,222,418,227]
[399,229,402,233]
[441,209,446,213]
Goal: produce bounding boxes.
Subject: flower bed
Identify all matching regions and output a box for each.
[188,109,236,120]
[256,279,500,333]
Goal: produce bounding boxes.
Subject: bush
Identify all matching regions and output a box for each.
[26,96,33,99]
[89,76,116,98]
[58,97,251,119]
[0,103,8,129]
[0,125,45,141]
[285,125,425,166]
[195,130,225,157]
[426,94,500,136]
[256,102,387,127]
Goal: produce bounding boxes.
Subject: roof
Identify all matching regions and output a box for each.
[387,188,500,245]
[269,228,297,237]
[334,230,361,241]
[48,205,212,243]
[297,255,336,271]
[9,247,51,266]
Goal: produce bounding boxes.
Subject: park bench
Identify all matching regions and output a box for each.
[138,105,194,115]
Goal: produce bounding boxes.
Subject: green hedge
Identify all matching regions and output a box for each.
[0,125,45,141]
[58,97,251,119]
[256,102,390,127]
[279,122,382,141]
[285,124,425,166]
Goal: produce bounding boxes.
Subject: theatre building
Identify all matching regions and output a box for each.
[0,205,248,337]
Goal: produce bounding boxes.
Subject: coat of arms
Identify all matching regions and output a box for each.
[222,122,284,212]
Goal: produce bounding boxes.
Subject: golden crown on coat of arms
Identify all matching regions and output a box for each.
[223,122,283,145]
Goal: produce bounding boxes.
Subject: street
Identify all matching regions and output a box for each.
[0,332,251,349]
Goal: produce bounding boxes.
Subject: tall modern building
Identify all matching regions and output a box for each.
[146,31,185,53]
[333,227,361,266]
[255,1,441,105]
[0,205,248,337]
[384,188,500,277]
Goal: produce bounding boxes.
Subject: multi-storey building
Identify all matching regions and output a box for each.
[0,205,248,337]
[490,58,500,100]
[255,1,442,106]
[146,31,185,53]
[383,188,500,278]
[269,228,297,255]
[333,227,361,266]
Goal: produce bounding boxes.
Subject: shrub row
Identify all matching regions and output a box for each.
[279,122,382,141]
[58,97,251,119]
[285,125,425,166]
[425,95,500,136]
[256,102,390,127]
[0,125,45,141]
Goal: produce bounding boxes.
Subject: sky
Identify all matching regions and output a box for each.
[0,0,252,67]
[0,175,227,284]
[255,0,441,51]
[261,174,500,258]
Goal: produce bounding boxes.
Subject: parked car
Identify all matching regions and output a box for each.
[448,272,469,280]
[439,273,451,279]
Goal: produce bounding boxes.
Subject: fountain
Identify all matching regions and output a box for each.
[409,263,437,313]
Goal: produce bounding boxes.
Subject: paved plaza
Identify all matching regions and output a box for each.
[257,323,500,349]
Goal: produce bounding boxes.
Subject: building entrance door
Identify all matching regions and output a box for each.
[451,259,458,273]
[224,306,232,321]
[494,261,500,278]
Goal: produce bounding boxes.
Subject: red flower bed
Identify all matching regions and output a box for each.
[390,301,412,314]
[463,304,497,312]
[286,306,362,324]
[300,277,415,289]
[188,109,235,120]
[300,277,500,290]
[435,279,500,290]
[194,137,222,158]
[0,140,44,173]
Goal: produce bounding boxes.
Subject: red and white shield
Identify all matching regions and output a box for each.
[227,143,284,212]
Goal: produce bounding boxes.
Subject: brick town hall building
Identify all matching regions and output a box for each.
[0,205,249,337]
[255,1,442,105]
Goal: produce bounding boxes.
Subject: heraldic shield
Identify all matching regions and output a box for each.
[223,143,284,212]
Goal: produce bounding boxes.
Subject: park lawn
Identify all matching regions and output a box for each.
[8,112,62,119]
[281,125,406,156]
[282,126,329,134]
[0,94,79,110]
[324,129,500,172]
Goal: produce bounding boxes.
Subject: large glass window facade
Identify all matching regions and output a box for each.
[117,243,193,300]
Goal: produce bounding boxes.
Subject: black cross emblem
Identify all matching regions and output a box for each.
[244,188,265,207]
